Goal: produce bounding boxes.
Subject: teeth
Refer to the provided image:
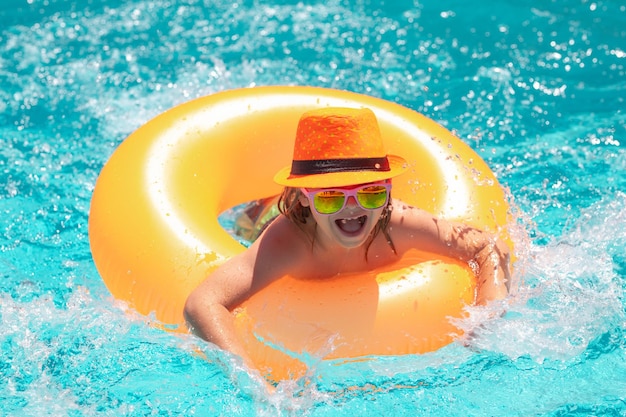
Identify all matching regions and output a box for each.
[340,216,365,224]
[341,216,360,223]
[335,215,367,233]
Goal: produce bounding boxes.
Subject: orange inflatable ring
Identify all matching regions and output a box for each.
[89,86,510,381]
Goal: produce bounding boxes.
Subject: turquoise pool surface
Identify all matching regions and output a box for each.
[1,0,625,415]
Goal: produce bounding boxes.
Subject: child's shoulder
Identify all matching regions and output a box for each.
[388,199,440,239]
[253,215,312,253]
[247,215,317,278]
[390,199,430,219]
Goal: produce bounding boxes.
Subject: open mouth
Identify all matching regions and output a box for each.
[335,215,367,234]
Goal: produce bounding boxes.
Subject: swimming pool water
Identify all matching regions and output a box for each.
[1,0,625,415]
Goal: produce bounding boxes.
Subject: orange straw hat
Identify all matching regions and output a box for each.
[274,107,407,188]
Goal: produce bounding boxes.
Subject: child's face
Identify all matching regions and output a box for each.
[300,182,389,249]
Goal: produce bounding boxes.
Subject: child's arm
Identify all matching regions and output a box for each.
[183,248,259,366]
[471,237,510,304]
[183,216,305,366]
[390,202,511,304]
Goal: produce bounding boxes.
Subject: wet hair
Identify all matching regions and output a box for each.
[277,187,396,259]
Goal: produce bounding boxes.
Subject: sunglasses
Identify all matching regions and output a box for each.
[301,182,391,215]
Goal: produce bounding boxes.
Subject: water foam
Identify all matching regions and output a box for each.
[458,193,625,363]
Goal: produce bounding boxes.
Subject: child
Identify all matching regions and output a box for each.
[184,107,511,368]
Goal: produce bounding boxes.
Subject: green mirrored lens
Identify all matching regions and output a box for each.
[356,186,388,209]
[314,191,345,214]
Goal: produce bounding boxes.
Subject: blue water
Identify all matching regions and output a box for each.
[1,0,625,415]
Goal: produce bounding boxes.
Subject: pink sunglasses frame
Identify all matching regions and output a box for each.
[300,181,392,215]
